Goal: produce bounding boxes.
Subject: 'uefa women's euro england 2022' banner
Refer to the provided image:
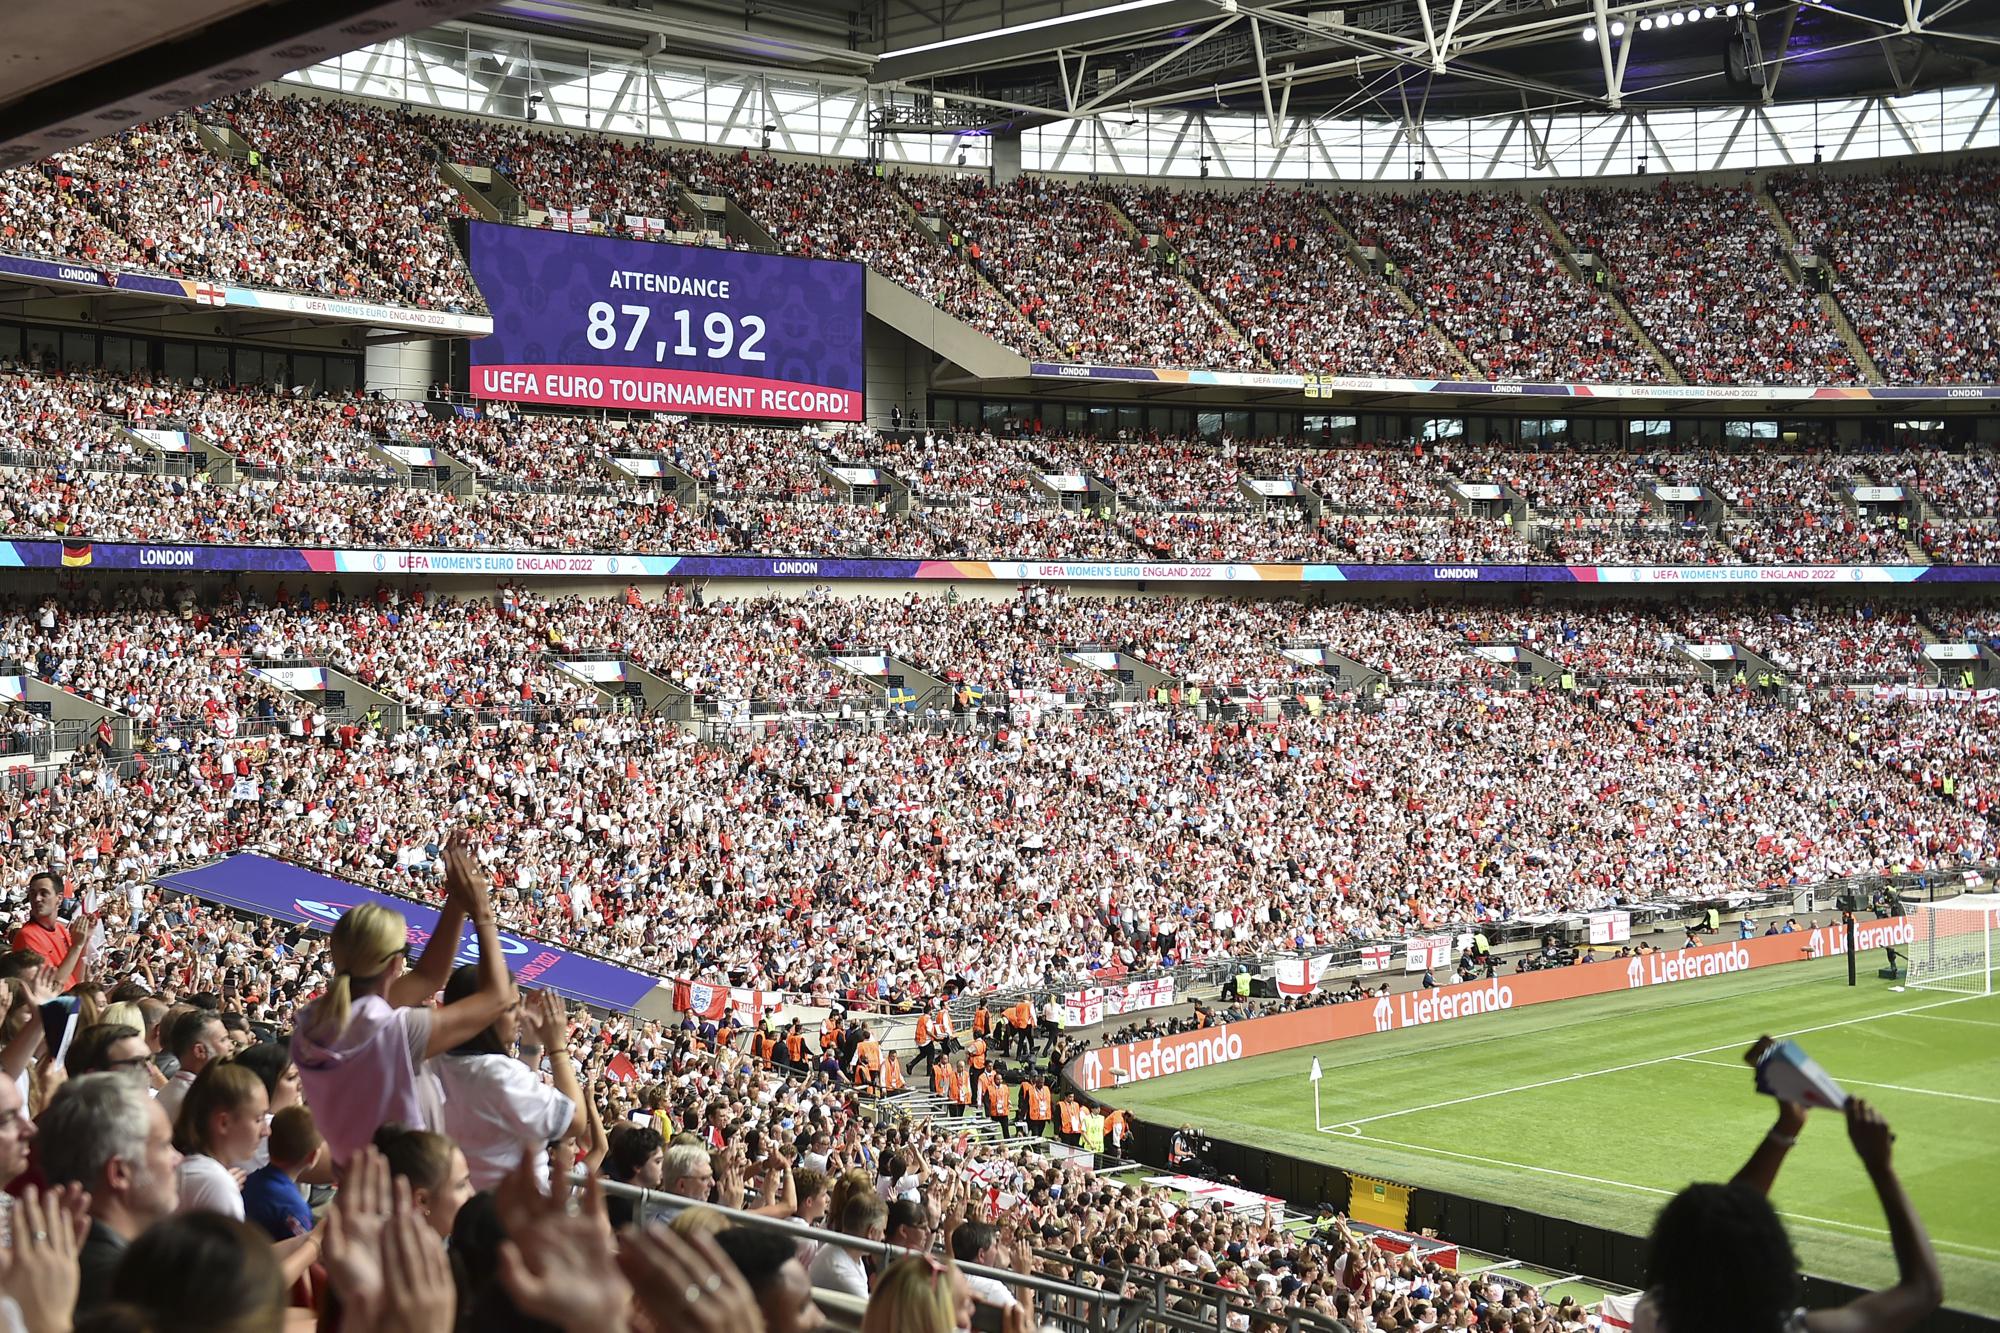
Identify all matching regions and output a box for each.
[465,221,864,421]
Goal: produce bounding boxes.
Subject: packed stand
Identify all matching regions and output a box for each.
[1117,184,1461,378]
[433,118,692,238]
[898,174,1257,370]
[1544,182,1860,386]
[210,90,485,314]
[1771,161,2000,383]
[1331,188,1665,383]
[1680,599,1930,683]
[672,150,1040,350]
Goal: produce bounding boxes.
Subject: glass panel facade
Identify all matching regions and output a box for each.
[280,35,2000,182]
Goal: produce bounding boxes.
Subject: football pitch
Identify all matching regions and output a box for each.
[1098,956,2000,1318]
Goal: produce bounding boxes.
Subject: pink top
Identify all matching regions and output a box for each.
[290,993,438,1165]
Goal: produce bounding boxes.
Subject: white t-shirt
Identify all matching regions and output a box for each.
[156,1070,196,1122]
[434,1052,576,1191]
[807,1243,869,1298]
[176,1154,244,1220]
[966,1271,1020,1310]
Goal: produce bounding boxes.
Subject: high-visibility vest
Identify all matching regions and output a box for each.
[855,1040,882,1079]
[1081,1113,1105,1154]
[933,1064,951,1096]
[1060,1100,1083,1134]
[982,1075,1009,1117]
[934,1010,955,1038]
[755,1033,778,1064]
[968,1037,987,1070]
[1007,1002,1033,1030]
[972,1006,991,1035]
[915,1014,934,1044]
[952,1067,973,1106]
[884,1057,906,1092]
[784,1033,805,1063]
[1027,1086,1052,1121]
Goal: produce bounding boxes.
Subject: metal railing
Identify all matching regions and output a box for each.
[588,1178,1146,1333]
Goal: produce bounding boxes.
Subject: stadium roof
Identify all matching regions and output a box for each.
[0,0,502,168]
[465,0,2000,125]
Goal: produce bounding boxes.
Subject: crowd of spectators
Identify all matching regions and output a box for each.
[1330,189,1664,383]
[1771,160,2000,383]
[211,90,486,313]
[7,119,390,302]
[1117,185,1462,378]
[673,151,1041,349]
[1544,182,1859,386]
[9,91,2000,390]
[433,118,693,238]
[898,174,1257,370]
[0,836,1647,1333]
[10,366,2000,567]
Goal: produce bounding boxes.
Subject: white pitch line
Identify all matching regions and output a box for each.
[1319,992,1991,1132]
[1672,1055,2000,1106]
[1884,1010,2000,1030]
[1318,1129,2000,1261]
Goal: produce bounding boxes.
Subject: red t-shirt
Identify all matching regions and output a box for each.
[10,920,73,984]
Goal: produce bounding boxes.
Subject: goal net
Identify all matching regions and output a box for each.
[1905,897,2000,996]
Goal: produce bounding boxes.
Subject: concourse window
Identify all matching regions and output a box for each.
[1420,417,1464,442]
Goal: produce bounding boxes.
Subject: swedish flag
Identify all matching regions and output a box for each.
[885,687,917,711]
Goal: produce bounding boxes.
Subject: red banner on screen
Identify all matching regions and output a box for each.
[471,364,863,422]
[1069,918,1915,1093]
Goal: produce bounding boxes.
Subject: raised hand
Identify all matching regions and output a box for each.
[1847,1097,1896,1172]
[616,1226,761,1333]
[441,830,493,918]
[379,1193,456,1333]
[0,1184,83,1333]
[496,1167,631,1332]
[526,989,569,1046]
[323,1146,394,1323]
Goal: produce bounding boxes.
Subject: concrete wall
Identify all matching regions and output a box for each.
[365,339,446,399]
[863,316,929,426]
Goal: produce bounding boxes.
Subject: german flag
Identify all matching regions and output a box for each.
[61,542,93,568]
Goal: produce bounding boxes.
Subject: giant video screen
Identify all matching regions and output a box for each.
[466,221,864,421]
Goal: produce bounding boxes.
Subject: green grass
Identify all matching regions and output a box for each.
[1099,957,2000,1317]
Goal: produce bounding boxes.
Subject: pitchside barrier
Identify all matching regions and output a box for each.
[1066,917,1917,1094]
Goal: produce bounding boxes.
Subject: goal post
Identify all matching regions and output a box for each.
[1905,898,2000,996]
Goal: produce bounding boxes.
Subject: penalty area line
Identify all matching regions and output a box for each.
[1312,1127,2000,1261]
[1317,992,1993,1132]
[1671,1055,2000,1106]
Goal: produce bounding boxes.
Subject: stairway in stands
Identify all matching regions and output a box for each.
[1754,188,1886,384]
[1528,196,1685,386]
[1314,204,1481,380]
[1097,188,1274,371]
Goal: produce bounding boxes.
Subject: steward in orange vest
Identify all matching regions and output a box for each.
[1058,1093,1085,1147]
[1022,1076,1053,1137]
[1005,999,1034,1057]
[980,1069,1013,1137]
[882,1049,907,1093]
[949,1063,973,1117]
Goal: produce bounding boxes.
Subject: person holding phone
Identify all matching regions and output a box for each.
[1630,1038,1943,1332]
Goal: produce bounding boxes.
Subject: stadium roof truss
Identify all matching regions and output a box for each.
[290,9,2000,181]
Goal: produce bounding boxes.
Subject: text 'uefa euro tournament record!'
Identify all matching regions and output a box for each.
[464,221,865,421]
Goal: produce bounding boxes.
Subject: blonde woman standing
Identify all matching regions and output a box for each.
[291,831,516,1167]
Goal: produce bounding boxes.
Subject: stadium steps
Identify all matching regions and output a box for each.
[1098,188,1276,372]
[883,180,1058,362]
[1312,204,1480,380]
[211,111,446,307]
[1528,198,1685,386]
[1752,190,1886,384]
